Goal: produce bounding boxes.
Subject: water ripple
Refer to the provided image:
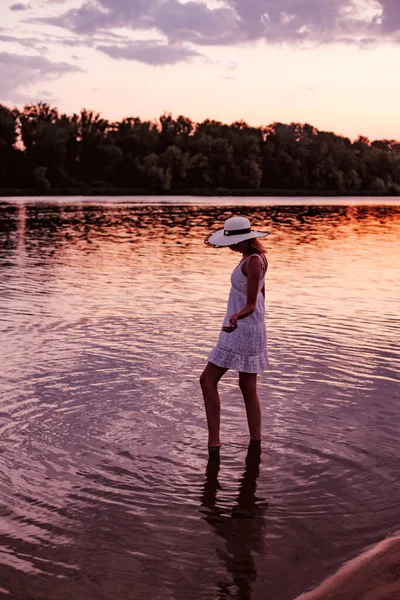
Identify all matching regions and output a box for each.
[0,199,399,600]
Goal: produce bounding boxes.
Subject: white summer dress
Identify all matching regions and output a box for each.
[208,254,268,373]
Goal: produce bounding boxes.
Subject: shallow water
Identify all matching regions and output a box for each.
[0,197,399,600]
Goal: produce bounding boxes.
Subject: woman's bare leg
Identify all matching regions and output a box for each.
[238,372,262,441]
[200,362,228,448]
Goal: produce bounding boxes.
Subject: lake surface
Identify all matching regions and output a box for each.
[0,196,399,600]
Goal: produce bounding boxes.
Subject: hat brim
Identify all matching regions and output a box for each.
[205,228,270,248]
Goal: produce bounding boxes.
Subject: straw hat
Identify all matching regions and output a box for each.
[205,216,270,248]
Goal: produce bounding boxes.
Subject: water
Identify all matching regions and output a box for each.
[0,196,399,600]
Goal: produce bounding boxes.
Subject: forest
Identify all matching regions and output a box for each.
[0,102,400,195]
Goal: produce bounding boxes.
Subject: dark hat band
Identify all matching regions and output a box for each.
[224,227,251,237]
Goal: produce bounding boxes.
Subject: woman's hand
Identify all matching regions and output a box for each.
[222,313,238,333]
[229,313,238,328]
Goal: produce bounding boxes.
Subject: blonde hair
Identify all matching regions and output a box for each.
[250,238,268,254]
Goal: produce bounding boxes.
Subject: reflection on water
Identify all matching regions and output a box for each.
[0,197,399,600]
[201,443,267,600]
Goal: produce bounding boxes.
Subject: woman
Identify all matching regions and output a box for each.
[200,216,270,452]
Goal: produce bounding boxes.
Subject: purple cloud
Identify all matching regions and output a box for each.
[0,52,82,104]
[0,33,47,51]
[379,0,400,33]
[37,0,242,43]
[37,89,54,97]
[97,40,202,65]
[153,0,242,45]
[35,0,392,46]
[19,0,400,69]
[229,0,365,42]
[40,2,115,35]
[9,3,29,10]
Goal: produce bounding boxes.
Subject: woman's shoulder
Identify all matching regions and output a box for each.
[248,253,268,267]
[242,253,268,275]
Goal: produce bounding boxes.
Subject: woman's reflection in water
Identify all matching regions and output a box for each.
[200,441,268,600]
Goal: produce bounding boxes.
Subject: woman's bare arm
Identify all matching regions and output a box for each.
[223,256,262,330]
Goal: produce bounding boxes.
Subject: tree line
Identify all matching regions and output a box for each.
[1,102,399,195]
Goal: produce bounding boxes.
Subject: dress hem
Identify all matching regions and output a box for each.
[208,346,268,374]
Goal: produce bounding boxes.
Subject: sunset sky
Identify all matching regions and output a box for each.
[0,0,399,141]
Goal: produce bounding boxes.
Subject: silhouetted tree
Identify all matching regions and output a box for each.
[0,104,20,187]
[0,103,399,194]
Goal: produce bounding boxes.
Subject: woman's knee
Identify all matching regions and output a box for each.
[199,370,209,389]
[239,373,257,396]
[200,370,216,390]
[200,364,226,390]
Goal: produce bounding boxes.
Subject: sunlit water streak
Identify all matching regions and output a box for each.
[0,197,399,600]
